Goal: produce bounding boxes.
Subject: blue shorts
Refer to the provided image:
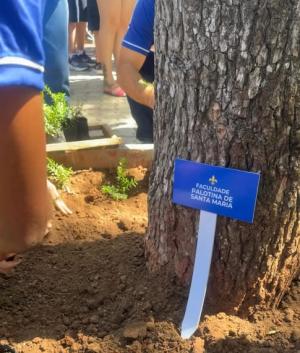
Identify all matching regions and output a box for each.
[87,0,100,31]
[68,0,87,22]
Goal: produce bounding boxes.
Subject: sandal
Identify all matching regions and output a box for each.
[104,84,126,97]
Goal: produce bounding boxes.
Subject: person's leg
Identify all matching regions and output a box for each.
[76,0,88,52]
[75,2,97,68]
[75,22,86,52]
[87,0,101,64]
[114,0,135,64]
[120,0,136,29]
[97,0,122,87]
[67,0,89,70]
[69,22,77,55]
[94,31,101,64]
[67,0,79,54]
[43,0,70,96]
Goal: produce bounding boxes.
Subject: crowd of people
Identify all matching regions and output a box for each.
[0,0,155,273]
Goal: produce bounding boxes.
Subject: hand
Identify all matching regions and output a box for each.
[0,180,70,274]
[0,217,53,275]
[144,84,155,109]
[0,254,22,274]
[47,180,72,215]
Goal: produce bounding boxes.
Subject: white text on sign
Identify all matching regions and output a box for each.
[190,183,234,209]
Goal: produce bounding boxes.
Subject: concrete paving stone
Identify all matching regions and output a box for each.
[68,45,154,148]
[69,69,138,141]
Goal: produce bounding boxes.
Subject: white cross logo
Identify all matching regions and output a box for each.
[209,175,218,185]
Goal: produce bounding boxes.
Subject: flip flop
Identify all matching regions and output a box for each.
[104,85,126,97]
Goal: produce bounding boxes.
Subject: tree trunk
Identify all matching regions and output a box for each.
[146,0,300,313]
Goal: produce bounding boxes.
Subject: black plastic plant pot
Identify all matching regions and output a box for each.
[76,116,90,141]
[46,132,66,144]
[63,121,78,142]
[63,117,89,141]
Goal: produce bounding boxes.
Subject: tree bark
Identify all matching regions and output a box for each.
[146,0,300,313]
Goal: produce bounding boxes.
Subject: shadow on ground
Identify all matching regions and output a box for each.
[0,234,186,343]
[205,336,299,353]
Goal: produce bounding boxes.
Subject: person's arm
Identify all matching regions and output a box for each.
[118,0,155,108]
[0,0,48,265]
[0,87,49,260]
[118,48,154,109]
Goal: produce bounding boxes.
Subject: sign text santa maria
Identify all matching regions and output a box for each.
[173,159,260,223]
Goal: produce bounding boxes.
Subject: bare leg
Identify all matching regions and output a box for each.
[75,22,87,52]
[115,0,136,65]
[68,22,77,55]
[97,0,121,87]
[94,30,101,63]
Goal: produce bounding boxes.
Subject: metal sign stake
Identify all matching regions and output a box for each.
[173,159,260,340]
[181,210,217,339]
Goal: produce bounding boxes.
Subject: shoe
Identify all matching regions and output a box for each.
[93,62,102,72]
[104,84,126,97]
[69,54,89,72]
[79,51,96,68]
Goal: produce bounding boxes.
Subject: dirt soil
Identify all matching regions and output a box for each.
[0,169,299,353]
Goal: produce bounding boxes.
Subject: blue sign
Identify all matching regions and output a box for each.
[173,159,260,223]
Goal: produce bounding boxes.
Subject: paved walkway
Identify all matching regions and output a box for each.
[69,65,141,144]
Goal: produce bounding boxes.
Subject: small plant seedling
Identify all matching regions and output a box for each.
[43,86,69,137]
[101,158,138,200]
[47,158,73,189]
[101,184,128,201]
[64,104,84,129]
[70,104,83,119]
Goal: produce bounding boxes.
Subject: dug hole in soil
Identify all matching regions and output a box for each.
[0,168,299,353]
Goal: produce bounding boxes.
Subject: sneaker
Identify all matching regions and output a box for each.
[78,51,96,68]
[93,62,102,72]
[69,54,89,72]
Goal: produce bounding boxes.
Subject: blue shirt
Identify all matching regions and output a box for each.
[0,0,44,90]
[122,0,154,56]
